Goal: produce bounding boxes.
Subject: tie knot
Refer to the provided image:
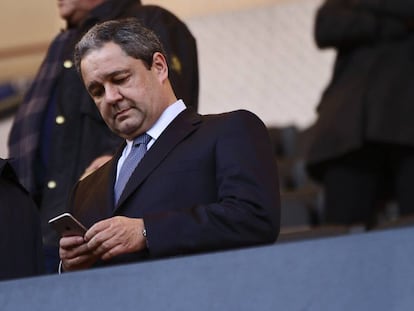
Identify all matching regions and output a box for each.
[133,133,151,147]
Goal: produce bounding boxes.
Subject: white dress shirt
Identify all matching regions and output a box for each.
[115,100,186,181]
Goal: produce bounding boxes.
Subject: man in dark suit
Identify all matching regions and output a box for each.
[59,18,280,271]
[0,158,44,280]
[306,0,414,227]
[8,0,198,272]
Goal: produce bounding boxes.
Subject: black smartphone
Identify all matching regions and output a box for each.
[48,213,88,237]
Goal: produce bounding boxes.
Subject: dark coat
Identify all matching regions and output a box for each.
[9,0,199,247]
[0,159,44,280]
[306,0,414,180]
[70,109,280,267]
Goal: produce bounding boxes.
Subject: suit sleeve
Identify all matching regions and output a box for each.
[144,111,280,257]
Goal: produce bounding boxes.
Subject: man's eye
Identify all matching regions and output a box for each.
[90,88,104,98]
[114,76,128,84]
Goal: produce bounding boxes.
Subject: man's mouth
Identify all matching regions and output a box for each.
[115,107,131,119]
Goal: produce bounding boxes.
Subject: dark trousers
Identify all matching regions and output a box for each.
[322,143,414,227]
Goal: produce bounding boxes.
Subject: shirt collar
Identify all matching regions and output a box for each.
[147,99,186,141]
[125,99,186,146]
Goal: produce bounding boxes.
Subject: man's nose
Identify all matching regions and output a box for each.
[104,85,123,104]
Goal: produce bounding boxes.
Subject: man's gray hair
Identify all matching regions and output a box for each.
[74,17,166,74]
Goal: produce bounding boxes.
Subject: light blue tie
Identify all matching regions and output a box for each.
[114,133,151,205]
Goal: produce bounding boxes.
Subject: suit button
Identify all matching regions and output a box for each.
[63,60,73,69]
[47,181,57,189]
[56,115,65,125]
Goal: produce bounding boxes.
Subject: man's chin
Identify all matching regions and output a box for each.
[116,125,141,140]
[113,116,144,139]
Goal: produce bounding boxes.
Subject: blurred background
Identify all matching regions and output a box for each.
[0,0,334,234]
[0,0,333,156]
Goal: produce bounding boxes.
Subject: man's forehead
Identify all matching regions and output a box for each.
[85,42,126,60]
[81,46,132,77]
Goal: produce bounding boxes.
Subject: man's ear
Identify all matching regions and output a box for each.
[152,52,169,81]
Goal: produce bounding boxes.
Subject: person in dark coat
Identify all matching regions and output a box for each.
[7,0,199,273]
[59,19,280,271]
[306,0,414,228]
[0,158,44,280]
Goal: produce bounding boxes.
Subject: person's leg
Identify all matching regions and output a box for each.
[322,147,384,227]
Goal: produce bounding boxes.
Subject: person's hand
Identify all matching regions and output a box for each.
[80,155,113,180]
[84,216,147,261]
[59,236,99,271]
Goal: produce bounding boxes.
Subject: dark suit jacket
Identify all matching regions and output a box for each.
[70,109,280,266]
[9,0,199,248]
[306,0,414,180]
[0,159,44,280]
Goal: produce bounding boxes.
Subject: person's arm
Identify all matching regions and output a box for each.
[353,0,414,20]
[143,111,280,257]
[315,0,409,49]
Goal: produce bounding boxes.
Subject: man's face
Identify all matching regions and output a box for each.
[57,0,102,25]
[81,42,168,140]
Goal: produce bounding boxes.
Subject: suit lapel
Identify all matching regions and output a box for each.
[84,143,124,217]
[107,146,124,213]
[72,154,119,226]
[115,109,201,209]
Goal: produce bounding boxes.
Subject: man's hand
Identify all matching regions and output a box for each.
[59,236,99,271]
[84,216,147,261]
